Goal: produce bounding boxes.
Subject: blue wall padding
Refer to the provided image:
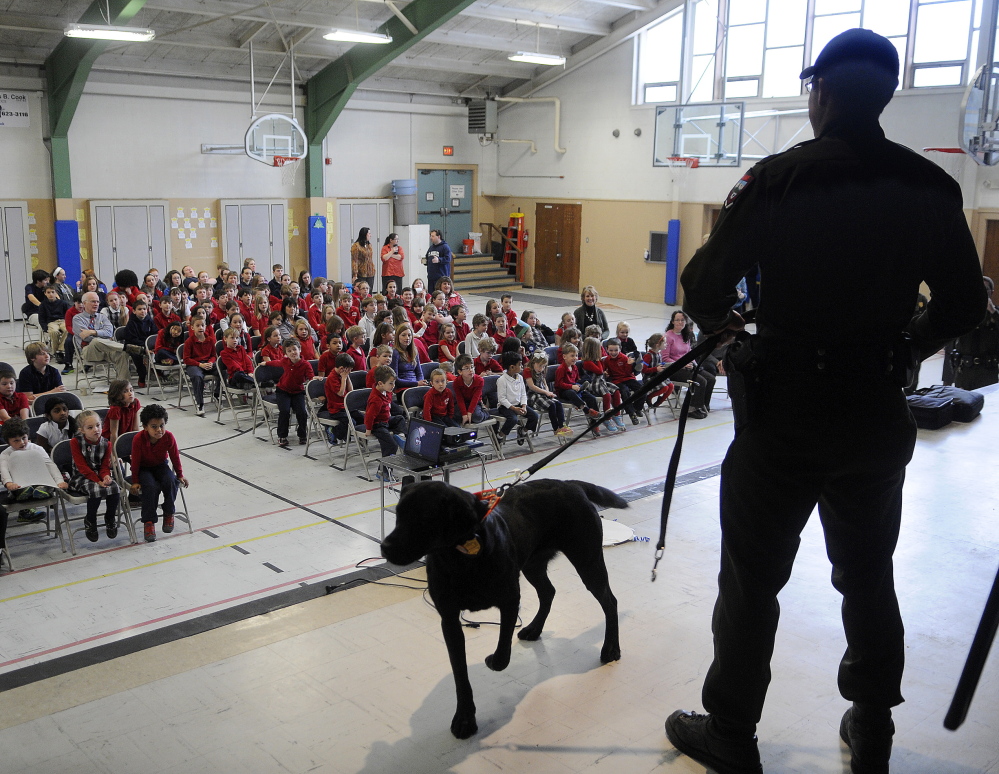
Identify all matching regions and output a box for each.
[55,220,82,287]
[665,218,680,305]
[308,216,326,279]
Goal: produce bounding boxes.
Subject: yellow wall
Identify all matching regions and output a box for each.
[480,196,709,304]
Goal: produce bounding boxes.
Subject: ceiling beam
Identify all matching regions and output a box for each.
[459,6,609,36]
[386,54,535,80]
[306,0,480,195]
[237,21,267,48]
[574,0,655,10]
[0,12,66,34]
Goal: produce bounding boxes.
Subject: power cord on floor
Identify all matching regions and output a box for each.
[324,557,428,594]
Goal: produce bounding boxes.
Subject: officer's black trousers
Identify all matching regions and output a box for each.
[701,380,916,732]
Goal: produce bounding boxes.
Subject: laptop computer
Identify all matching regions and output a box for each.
[387,418,445,471]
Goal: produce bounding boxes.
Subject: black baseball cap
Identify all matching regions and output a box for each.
[800,28,899,80]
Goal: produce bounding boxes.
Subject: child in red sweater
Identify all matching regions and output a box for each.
[183,318,216,417]
[423,368,458,426]
[364,365,407,458]
[603,337,644,425]
[274,338,314,447]
[323,353,357,444]
[453,354,490,424]
[259,325,284,364]
[581,337,621,433]
[293,319,317,361]
[316,333,343,377]
[474,338,502,375]
[104,379,141,445]
[345,326,367,372]
[220,327,255,389]
[438,323,460,364]
[130,403,188,542]
[555,343,602,434]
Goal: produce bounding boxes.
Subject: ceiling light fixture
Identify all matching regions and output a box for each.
[64,23,155,42]
[323,28,393,44]
[508,24,564,67]
[508,51,565,66]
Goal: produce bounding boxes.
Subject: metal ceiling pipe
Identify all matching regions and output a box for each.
[495,96,566,153]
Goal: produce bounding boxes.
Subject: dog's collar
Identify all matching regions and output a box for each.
[455,489,503,555]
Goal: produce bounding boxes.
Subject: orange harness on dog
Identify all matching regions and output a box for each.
[455,488,504,555]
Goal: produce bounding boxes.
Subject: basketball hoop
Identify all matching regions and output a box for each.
[665,156,699,220]
[924,147,970,184]
[273,155,302,188]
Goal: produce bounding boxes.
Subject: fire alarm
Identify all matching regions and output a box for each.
[325,158,332,165]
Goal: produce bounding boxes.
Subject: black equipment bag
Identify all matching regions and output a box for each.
[906,385,985,428]
[906,390,955,429]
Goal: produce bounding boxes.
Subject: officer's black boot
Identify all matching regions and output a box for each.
[839,703,894,774]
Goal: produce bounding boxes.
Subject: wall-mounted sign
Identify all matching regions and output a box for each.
[0,91,29,127]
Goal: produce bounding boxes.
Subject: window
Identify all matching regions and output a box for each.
[637,0,985,104]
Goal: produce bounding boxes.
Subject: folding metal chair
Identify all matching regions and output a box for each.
[51,439,137,551]
[214,340,255,429]
[447,381,503,460]
[176,342,220,413]
[420,361,436,381]
[252,363,285,443]
[427,344,440,361]
[401,386,431,419]
[22,313,43,347]
[336,388,376,479]
[348,370,368,389]
[115,431,192,535]
[304,378,344,465]
[145,334,184,404]
[74,339,111,395]
[2,478,69,568]
[32,391,84,418]
[544,345,558,363]
[482,374,536,454]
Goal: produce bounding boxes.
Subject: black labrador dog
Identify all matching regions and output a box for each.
[380,478,626,739]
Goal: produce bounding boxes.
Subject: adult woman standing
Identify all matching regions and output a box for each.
[351,227,375,290]
[573,285,610,340]
[663,310,714,419]
[380,233,405,294]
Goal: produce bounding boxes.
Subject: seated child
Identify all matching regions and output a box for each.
[323,353,358,443]
[474,338,502,375]
[183,318,216,417]
[123,299,157,387]
[69,410,121,542]
[0,368,30,426]
[616,321,640,357]
[450,305,470,341]
[293,319,317,361]
[495,351,539,444]
[0,417,69,535]
[453,354,490,424]
[274,338,314,447]
[555,312,575,345]
[259,325,284,364]
[34,396,76,454]
[524,351,571,439]
[364,365,407,458]
[555,343,603,436]
[105,379,141,445]
[556,328,581,363]
[642,333,677,408]
[17,342,64,404]
[38,284,71,362]
[581,337,621,434]
[220,327,256,390]
[438,323,460,363]
[465,313,490,358]
[491,315,512,349]
[130,404,188,542]
[500,293,519,331]
[423,368,458,427]
[603,337,644,425]
[345,326,367,371]
[154,321,184,365]
[316,333,343,377]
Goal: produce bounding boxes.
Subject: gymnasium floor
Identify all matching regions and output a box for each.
[0,290,996,774]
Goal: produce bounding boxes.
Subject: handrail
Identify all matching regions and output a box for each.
[479,222,523,279]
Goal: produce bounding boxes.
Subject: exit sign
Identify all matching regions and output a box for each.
[443,146,454,156]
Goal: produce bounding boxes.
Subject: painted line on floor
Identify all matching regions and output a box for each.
[0,561,367,673]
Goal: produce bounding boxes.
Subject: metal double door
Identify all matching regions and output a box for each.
[417,169,471,247]
[0,201,30,322]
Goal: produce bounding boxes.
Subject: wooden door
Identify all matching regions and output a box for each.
[534,203,581,292]
[983,219,999,282]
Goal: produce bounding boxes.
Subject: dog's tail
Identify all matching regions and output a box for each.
[570,480,628,511]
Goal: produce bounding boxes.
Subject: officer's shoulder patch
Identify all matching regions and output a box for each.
[724,173,754,209]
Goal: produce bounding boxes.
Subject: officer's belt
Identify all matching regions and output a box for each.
[753,339,896,378]
[957,355,998,368]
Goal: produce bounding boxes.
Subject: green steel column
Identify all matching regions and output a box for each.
[305,0,479,196]
[45,0,148,197]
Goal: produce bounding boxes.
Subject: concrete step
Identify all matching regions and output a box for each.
[457,264,513,276]
[457,278,523,293]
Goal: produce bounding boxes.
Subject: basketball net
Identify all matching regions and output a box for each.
[274,155,302,188]
[666,156,699,221]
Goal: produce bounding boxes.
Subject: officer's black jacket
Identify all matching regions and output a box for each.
[681,119,987,362]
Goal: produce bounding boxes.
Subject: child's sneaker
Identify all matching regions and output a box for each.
[555,425,574,439]
[62,365,74,375]
[144,522,156,542]
[162,514,175,533]
[278,437,289,448]
[105,518,118,540]
[516,425,527,445]
[85,517,99,543]
[16,509,45,523]
[393,434,406,450]
[196,406,205,417]
[613,415,627,431]
[298,436,307,446]
[590,424,601,438]
[325,428,339,446]
[630,412,641,425]
[602,420,619,434]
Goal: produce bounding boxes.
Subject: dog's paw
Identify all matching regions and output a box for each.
[450,712,478,739]
[484,652,510,671]
[517,625,542,641]
[600,642,621,663]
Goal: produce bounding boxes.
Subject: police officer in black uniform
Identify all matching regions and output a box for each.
[663,29,987,774]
